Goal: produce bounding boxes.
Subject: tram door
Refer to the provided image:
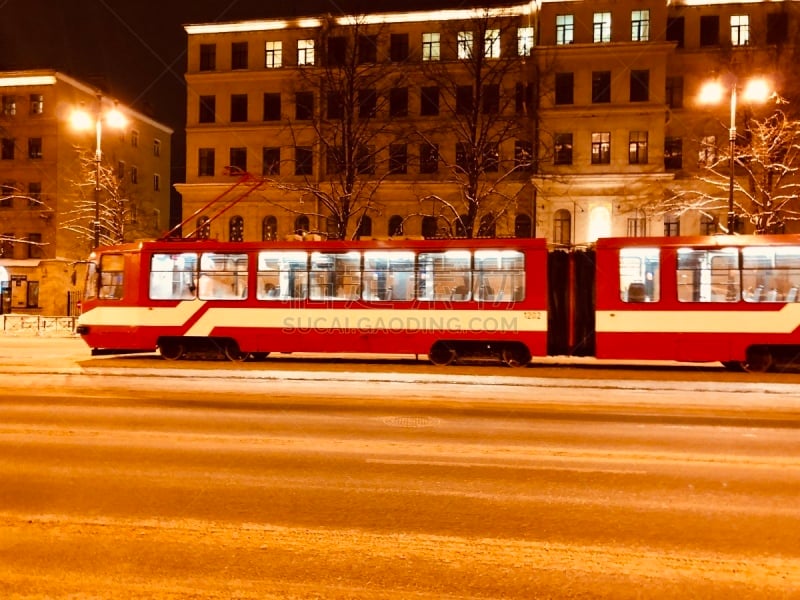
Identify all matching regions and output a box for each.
[546,249,596,357]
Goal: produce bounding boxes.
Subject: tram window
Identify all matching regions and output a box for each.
[676,248,739,303]
[363,251,415,301]
[310,252,361,300]
[619,247,660,302]
[742,246,800,302]
[149,253,198,300]
[198,252,248,300]
[98,253,125,300]
[83,261,98,300]
[256,251,308,300]
[473,250,525,302]
[418,250,471,301]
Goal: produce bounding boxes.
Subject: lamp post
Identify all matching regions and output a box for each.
[699,77,771,234]
[70,93,126,247]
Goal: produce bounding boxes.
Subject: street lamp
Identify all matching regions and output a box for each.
[698,77,771,234]
[70,93,127,247]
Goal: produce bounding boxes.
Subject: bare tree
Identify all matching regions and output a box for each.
[270,16,411,240]
[657,107,800,234]
[0,183,51,257]
[415,11,536,238]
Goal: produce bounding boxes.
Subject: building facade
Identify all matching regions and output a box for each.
[0,70,173,315]
[177,0,799,246]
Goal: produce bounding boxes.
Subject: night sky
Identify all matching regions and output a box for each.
[0,0,509,186]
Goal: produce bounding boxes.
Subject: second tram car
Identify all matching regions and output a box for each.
[76,234,800,371]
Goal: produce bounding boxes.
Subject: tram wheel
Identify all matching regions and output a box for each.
[501,344,531,368]
[159,340,184,361]
[224,341,249,362]
[742,347,773,373]
[428,342,456,366]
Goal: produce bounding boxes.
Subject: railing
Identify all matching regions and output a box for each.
[1,314,77,335]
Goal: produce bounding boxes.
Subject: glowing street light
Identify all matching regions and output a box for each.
[698,77,772,234]
[70,93,127,247]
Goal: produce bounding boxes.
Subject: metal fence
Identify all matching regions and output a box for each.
[1,314,77,335]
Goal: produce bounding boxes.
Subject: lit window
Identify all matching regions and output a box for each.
[265,41,282,68]
[422,33,440,61]
[457,31,473,59]
[631,10,650,41]
[484,29,500,58]
[591,132,610,165]
[297,39,314,66]
[731,15,749,46]
[699,135,717,167]
[518,27,534,56]
[556,15,573,45]
[594,12,611,43]
[29,94,44,115]
[629,131,648,164]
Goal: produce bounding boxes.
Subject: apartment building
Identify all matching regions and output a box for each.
[0,70,173,315]
[178,0,798,245]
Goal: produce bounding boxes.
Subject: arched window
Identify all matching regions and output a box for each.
[262,215,278,241]
[455,214,468,237]
[356,215,372,239]
[388,214,404,237]
[478,214,496,238]
[553,209,571,245]
[229,215,244,242]
[421,216,439,238]
[515,214,532,238]
[196,216,211,240]
[294,215,310,234]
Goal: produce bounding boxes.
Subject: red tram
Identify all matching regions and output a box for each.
[75,234,800,371]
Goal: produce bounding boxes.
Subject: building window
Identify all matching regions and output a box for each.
[265,41,282,68]
[554,72,574,105]
[631,10,650,41]
[199,44,216,71]
[419,143,438,174]
[389,87,408,118]
[699,135,717,167]
[1,182,14,207]
[482,85,499,114]
[457,31,473,59]
[591,132,611,164]
[229,147,247,173]
[518,26,534,56]
[358,35,377,64]
[28,182,41,206]
[592,71,611,103]
[664,214,680,237]
[630,70,649,102]
[2,95,15,116]
[28,138,42,159]
[664,137,683,170]
[231,94,248,122]
[118,161,125,179]
[357,145,375,175]
[1,233,13,257]
[389,144,408,175]
[153,139,161,157]
[456,86,473,115]
[130,130,138,148]
[231,41,248,69]
[666,17,684,49]
[29,94,44,115]
[483,143,499,172]
[514,140,532,171]
[295,146,313,175]
[294,215,309,234]
[553,209,571,245]
[130,166,138,184]
[199,95,216,123]
[422,33,440,61]
[554,133,573,165]
[556,15,574,45]
[28,233,42,259]
[455,142,469,171]
[666,76,683,109]
[149,173,158,192]
[484,29,500,58]
[629,131,648,164]
[731,15,749,46]
[388,215,404,236]
[198,148,215,176]
[297,39,315,66]
[326,92,343,119]
[627,216,647,237]
[767,13,788,45]
[358,89,377,119]
[700,15,720,47]
[295,91,314,120]
[420,86,439,116]
[1,138,14,160]
[327,37,347,66]
[390,34,409,62]
[197,216,211,239]
[355,215,372,239]
[515,214,532,238]
[700,214,717,236]
[515,82,533,115]
[593,12,611,43]
[421,216,439,238]
[263,93,281,121]
[262,147,280,176]
[229,216,244,242]
[262,215,278,241]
